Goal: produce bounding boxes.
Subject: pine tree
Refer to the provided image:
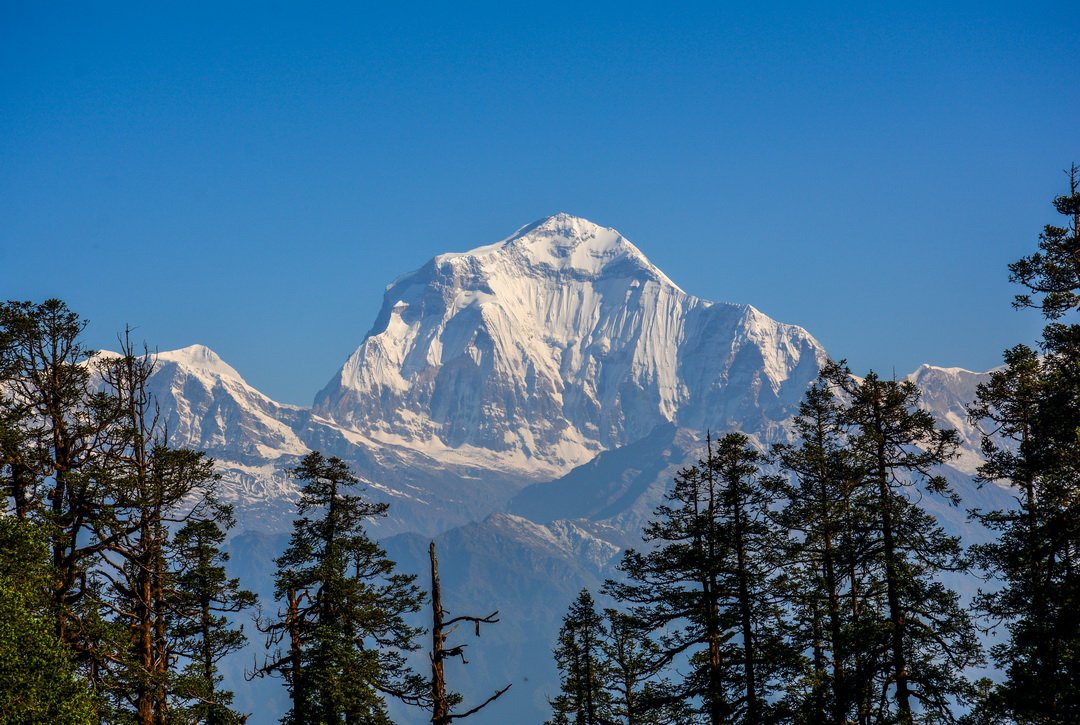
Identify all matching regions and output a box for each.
[820,361,981,723]
[772,379,881,724]
[0,299,124,664]
[256,451,426,724]
[169,507,257,724]
[93,338,222,723]
[547,589,611,725]
[968,163,1080,722]
[599,609,688,725]
[604,432,795,724]
[1007,163,1080,319]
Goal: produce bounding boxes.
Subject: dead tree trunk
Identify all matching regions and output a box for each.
[429,541,511,725]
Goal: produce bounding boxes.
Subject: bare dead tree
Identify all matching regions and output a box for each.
[429,540,511,725]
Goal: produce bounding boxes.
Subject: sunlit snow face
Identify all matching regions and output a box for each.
[315,214,826,477]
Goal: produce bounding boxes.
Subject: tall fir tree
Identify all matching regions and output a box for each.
[547,589,611,725]
[819,361,981,723]
[599,608,688,725]
[93,337,226,723]
[967,163,1080,723]
[772,379,881,724]
[604,432,795,725]
[0,299,124,667]
[169,507,257,724]
[256,451,426,724]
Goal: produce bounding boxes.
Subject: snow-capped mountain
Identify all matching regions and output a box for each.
[132,214,1010,724]
[906,363,997,475]
[313,213,826,477]
[150,345,310,462]
[137,214,1001,541]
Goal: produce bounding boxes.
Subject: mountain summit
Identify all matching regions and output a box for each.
[313,214,827,475]
[431,213,681,286]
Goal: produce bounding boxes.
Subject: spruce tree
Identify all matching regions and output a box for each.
[0,299,124,664]
[599,609,688,725]
[772,379,881,724]
[169,508,257,724]
[93,338,224,723]
[820,361,981,723]
[257,451,426,724]
[547,589,611,725]
[604,432,794,724]
[967,163,1080,722]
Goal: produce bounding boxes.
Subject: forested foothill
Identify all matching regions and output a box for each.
[3,166,1079,723]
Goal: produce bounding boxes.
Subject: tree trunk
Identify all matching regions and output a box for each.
[431,541,450,725]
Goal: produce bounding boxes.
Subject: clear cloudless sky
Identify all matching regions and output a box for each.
[2,1,1077,405]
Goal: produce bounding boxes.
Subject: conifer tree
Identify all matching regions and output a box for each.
[967,163,1080,722]
[820,361,981,723]
[604,432,794,724]
[0,299,124,662]
[93,339,223,723]
[599,609,688,725]
[169,507,257,724]
[547,589,611,725]
[256,451,426,724]
[772,380,881,724]
[0,516,96,722]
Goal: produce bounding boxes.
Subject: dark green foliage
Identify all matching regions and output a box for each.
[599,609,687,725]
[547,592,685,725]
[0,517,96,722]
[1,303,259,723]
[772,380,881,724]
[968,165,1080,723]
[604,433,795,725]
[1008,164,1080,319]
[0,299,124,667]
[170,507,257,723]
[547,589,611,725]
[258,451,426,724]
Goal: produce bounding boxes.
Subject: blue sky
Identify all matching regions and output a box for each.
[2,2,1077,404]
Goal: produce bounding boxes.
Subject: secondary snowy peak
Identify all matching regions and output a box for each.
[149,345,308,461]
[314,215,828,475]
[905,364,996,475]
[157,344,243,382]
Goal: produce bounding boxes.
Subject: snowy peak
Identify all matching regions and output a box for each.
[905,364,995,475]
[150,345,309,461]
[157,344,243,382]
[435,213,680,287]
[315,215,828,476]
